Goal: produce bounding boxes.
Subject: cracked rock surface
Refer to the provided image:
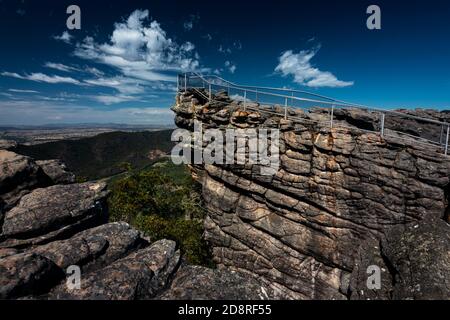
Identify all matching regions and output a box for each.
[0,143,271,300]
[172,89,450,299]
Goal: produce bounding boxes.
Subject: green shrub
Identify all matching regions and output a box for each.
[134,214,212,266]
[108,161,212,266]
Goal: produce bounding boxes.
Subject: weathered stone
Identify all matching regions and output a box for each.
[0,252,63,299]
[172,90,450,300]
[158,265,271,300]
[383,216,450,300]
[0,140,17,150]
[51,239,180,300]
[350,216,450,300]
[0,150,52,209]
[36,160,75,184]
[31,222,143,271]
[1,182,108,243]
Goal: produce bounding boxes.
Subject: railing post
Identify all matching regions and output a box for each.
[440,125,444,145]
[243,90,247,111]
[209,83,212,101]
[176,74,179,92]
[445,125,450,156]
[184,74,187,92]
[255,88,258,103]
[291,91,294,106]
[284,97,288,120]
[330,104,335,129]
[380,113,385,137]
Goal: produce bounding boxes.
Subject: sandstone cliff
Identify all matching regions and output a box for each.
[172,89,450,300]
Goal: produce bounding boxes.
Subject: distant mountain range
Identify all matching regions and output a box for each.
[0,123,175,130]
[15,130,175,180]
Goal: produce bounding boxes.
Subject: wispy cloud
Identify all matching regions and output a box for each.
[44,62,81,73]
[54,31,73,44]
[183,14,199,31]
[275,46,354,88]
[183,21,193,31]
[8,89,40,94]
[218,45,232,54]
[225,61,237,74]
[1,71,81,84]
[0,99,174,125]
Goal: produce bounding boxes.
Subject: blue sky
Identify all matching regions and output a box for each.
[0,0,449,125]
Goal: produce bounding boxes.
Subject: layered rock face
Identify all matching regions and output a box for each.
[172,89,450,300]
[0,140,270,300]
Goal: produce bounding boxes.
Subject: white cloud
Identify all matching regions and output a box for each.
[218,45,232,54]
[275,47,354,88]
[225,61,237,74]
[74,9,201,83]
[183,21,193,31]
[54,31,73,44]
[84,67,104,77]
[8,89,40,94]
[84,76,149,95]
[183,14,199,31]
[0,100,174,125]
[181,41,195,52]
[93,94,136,105]
[44,62,80,72]
[1,71,81,84]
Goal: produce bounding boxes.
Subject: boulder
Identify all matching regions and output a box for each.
[0,150,52,209]
[1,182,109,246]
[51,239,180,300]
[31,222,144,272]
[36,160,75,184]
[158,265,271,300]
[0,252,63,299]
[0,140,17,150]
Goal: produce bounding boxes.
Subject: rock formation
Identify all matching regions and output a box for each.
[172,89,450,300]
[2,85,450,301]
[0,140,269,300]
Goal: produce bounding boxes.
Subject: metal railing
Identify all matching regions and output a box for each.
[177,72,450,155]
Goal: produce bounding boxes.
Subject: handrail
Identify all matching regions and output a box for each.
[185,72,450,126]
[177,72,450,155]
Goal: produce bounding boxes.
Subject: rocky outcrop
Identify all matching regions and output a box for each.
[158,265,271,300]
[0,150,52,210]
[0,140,17,150]
[0,145,270,300]
[0,252,62,299]
[172,89,450,300]
[350,215,450,300]
[1,182,109,247]
[51,239,180,300]
[36,160,75,184]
